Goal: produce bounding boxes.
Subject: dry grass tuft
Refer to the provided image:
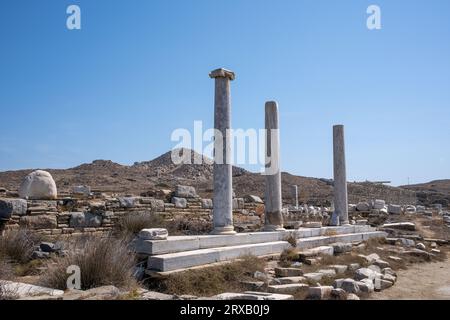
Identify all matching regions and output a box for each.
[39,235,137,291]
[283,233,298,248]
[279,247,300,267]
[149,255,265,296]
[116,212,166,236]
[0,228,40,264]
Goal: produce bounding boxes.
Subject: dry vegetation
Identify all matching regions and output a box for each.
[116,213,212,237]
[147,255,265,296]
[0,229,40,264]
[39,235,137,291]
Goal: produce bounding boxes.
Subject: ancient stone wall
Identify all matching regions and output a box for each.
[1,192,265,237]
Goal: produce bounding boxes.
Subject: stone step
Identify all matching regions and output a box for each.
[146,231,386,272]
[296,231,387,250]
[135,225,375,255]
[148,241,289,272]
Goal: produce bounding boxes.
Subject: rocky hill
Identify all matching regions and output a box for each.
[401,180,450,207]
[0,149,432,206]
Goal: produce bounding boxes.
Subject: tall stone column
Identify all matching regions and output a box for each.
[264,101,285,231]
[332,125,349,225]
[291,185,299,209]
[210,68,236,235]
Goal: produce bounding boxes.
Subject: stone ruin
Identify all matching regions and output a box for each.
[1,68,443,279]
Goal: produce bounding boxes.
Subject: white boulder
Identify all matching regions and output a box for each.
[373,199,386,210]
[19,170,57,200]
[388,204,402,214]
[356,202,370,212]
[139,228,168,240]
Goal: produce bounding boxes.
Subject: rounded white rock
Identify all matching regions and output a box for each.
[19,170,57,200]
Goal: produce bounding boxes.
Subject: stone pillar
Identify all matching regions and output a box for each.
[209,68,236,235]
[291,185,299,209]
[264,101,285,231]
[332,125,349,225]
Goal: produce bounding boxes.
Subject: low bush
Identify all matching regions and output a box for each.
[150,255,265,296]
[0,228,40,264]
[39,235,137,291]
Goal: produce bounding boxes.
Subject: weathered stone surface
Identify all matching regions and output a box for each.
[331,242,352,254]
[388,256,402,262]
[329,265,348,274]
[341,279,360,294]
[0,281,64,298]
[359,253,380,264]
[303,273,324,282]
[398,238,415,247]
[382,273,396,283]
[308,286,333,300]
[373,259,390,269]
[171,197,187,209]
[388,204,402,214]
[356,202,370,212]
[368,265,382,274]
[20,215,57,229]
[355,268,380,281]
[118,197,140,208]
[317,269,337,277]
[331,288,347,300]
[73,185,91,196]
[333,278,345,289]
[268,283,308,294]
[139,228,168,240]
[333,125,349,225]
[69,212,102,228]
[31,250,50,259]
[303,222,322,228]
[373,199,386,210]
[0,198,27,219]
[19,170,57,200]
[263,101,284,232]
[416,243,426,250]
[382,222,415,231]
[357,279,375,293]
[63,286,121,300]
[139,291,174,300]
[275,267,303,277]
[213,291,293,300]
[244,195,263,204]
[240,281,265,291]
[416,205,426,213]
[375,279,394,291]
[277,277,306,285]
[346,293,360,300]
[175,185,197,198]
[348,263,360,271]
[201,199,213,209]
[232,198,245,210]
[146,199,165,211]
[40,242,56,253]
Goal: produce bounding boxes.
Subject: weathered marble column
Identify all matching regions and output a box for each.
[291,185,299,209]
[209,68,236,235]
[332,125,349,225]
[264,101,285,231]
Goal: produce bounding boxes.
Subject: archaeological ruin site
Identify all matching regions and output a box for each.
[2,2,450,311]
[1,68,449,302]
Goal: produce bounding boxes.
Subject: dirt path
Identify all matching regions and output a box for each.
[370,253,450,300]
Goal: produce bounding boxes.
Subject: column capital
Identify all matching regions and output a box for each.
[209,68,235,80]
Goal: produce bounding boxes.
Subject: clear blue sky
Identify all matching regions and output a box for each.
[1,0,449,186]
